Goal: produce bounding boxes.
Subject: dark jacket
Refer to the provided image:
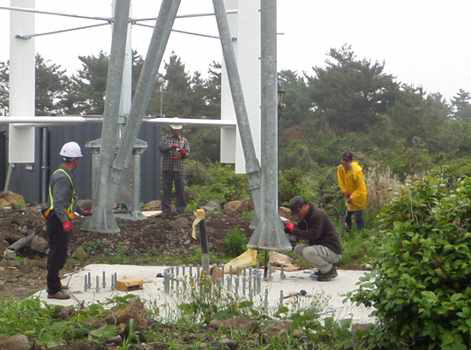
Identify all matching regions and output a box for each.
[292,205,342,254]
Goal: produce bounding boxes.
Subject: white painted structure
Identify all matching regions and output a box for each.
[3,1,261,174]
[221,0,261,174]
[9,0,35,163]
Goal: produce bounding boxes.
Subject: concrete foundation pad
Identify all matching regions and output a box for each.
[34,264,374,324]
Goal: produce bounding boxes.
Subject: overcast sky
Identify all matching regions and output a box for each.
[0,0,470,100]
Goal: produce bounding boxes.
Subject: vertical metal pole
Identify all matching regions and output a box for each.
[40,128,48,203]
[3,163,13,192]
[199,218,210,274]
[160,85,164,117]
[85,0,130,234]
[264,288,269,312]
[109,0,181,203]
[248,0,291,251]
[212,0,262,219]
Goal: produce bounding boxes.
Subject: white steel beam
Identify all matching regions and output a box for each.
[0,116,235,128]
[9,0,35,163]
[220,0,238,165]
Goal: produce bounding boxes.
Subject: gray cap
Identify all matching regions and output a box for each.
[289,196,305,214]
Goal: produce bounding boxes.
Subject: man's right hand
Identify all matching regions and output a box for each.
[63,221,73,232]
[283,221,295,234]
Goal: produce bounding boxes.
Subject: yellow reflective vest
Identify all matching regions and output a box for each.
[41,168,77,221]
[336,161,368,211]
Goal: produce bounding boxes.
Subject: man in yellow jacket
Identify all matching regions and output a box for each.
[336,152,368,231]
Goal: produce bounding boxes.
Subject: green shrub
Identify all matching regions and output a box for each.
[184,159,209,186]
[186,162,249,209]
[351,174,471,349]
[223,226,248,257]
[279,168,319,204]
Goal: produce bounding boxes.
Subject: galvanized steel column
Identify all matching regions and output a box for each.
[248,0,291,251]
[86,0,130,233]
[109,0,181,203]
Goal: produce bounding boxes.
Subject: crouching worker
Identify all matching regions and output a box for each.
[43,142,91,299]
[284,196,342,281]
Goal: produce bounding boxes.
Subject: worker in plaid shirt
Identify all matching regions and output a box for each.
[159,124,190,215]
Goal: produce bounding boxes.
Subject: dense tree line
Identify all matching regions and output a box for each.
[1,45,471,176]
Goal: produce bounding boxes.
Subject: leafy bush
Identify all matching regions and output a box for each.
[351,174,471,349]
[223,226,248,257]
[278,168,319,204]
[186,162,249,209]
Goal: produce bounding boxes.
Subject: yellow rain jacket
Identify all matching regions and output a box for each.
[336,161,368,211]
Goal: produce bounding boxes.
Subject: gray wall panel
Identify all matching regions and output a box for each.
[8,124,161,205]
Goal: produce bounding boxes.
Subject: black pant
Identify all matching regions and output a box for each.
[345,210,364,231]
[47,214,69,294]
[162,171,186,213]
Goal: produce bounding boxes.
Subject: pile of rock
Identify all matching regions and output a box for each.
[0,192,48,264]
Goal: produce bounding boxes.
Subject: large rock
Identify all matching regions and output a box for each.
[108,298,149,330]
[30,235,48,253]
[269,251,300,272]
[224,200,243,214]
[0,335,31,350]
[143,200,161,211]
[0,192,26,209]
[202,200,221,213]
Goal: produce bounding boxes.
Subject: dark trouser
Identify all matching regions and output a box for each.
[162,170,186,213]
[345,210,364,231]
[47,213,69,294]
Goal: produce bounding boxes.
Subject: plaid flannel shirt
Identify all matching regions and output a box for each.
[160,134,190,172]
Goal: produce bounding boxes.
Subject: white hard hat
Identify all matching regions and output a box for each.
[170,124,182,130]
[59,141,83,158]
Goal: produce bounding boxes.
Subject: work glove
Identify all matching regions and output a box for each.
[63,221,73,232]
[170,144,179,149]
[179,148,188,157]
[283,221,295,234]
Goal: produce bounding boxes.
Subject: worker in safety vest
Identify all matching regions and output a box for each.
[45,141,90,299]
[336,151,368,232]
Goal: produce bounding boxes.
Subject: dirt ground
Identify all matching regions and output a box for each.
[0,207,252,300]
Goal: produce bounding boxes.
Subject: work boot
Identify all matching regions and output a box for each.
[48,290,71,300]
[309,270,321,279]
[60,285,69,290]
[316,266,338,282]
